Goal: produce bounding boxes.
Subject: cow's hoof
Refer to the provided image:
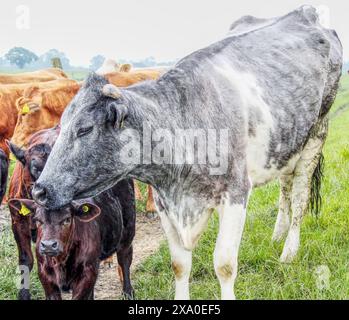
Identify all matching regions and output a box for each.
[122,290,135,300]
[279,250,297,264]
[18,289,31,300]
[145,212,157,220]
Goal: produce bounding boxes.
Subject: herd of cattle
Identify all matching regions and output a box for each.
[0,62,162,299]
[0,6,345,300]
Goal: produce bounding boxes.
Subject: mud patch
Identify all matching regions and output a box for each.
[94,213,164,300]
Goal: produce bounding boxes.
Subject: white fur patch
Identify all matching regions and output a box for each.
[215,198,247,300]
[214,62,300,186]
[158,210,192,300]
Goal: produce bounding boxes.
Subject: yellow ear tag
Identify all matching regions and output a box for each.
[82,205,90,213]
[120,119,125,129]
[9,153,16,161]
[21,104,30,115]
[19,204,31,216]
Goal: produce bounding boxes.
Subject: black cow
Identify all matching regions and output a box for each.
[9,179,135,300]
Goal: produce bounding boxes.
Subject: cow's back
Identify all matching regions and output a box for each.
[150,5,342,183]
[0,68,68,84]
[171,5,342,127]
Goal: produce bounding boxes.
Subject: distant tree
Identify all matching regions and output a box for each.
[36,49,71,69]
[90,55,105,71]
[4,47,38,69]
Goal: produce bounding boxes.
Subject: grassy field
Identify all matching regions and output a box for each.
[0,75,348,300]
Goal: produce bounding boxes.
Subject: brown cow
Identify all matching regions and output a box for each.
[104,69,161,87]
[0,84,24,152]
[1,83,34,204]
[9,126,136,299]
[0,68,67,84]
[0,69,68,204]
[11,79,79,146]
[9,177,136,300]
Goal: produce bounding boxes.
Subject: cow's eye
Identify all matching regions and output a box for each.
[35,220,43,228]
[77,126,93,138]
[61,217,72,226]
[30,163,42,179]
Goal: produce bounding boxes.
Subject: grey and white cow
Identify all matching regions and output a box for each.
[33,6,342,299]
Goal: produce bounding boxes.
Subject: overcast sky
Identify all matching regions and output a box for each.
[0,0,348,66]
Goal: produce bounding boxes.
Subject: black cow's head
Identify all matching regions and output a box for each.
[8,141,52,182]
[9,198,100,257]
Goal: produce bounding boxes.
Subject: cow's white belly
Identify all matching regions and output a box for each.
[246,130,301,186]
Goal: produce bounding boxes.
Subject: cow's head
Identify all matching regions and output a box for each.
[8,141,52,182]
[8,199,100,256]
[12,82,79,147]
[119,63,132,72]
[0,148,9,204]
[33,73,139,209]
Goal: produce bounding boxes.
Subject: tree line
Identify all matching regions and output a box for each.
[0,47,175,71]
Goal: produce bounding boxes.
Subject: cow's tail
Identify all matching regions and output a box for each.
[309,152,325,216]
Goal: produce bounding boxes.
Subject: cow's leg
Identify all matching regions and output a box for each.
[71,264,98,300]
[272,174,293,242]
[146,185,156,213]
[214,190,249,300]
[159,211,192,300]
[37,263,62,300]
[280,119,328,263]
[116,245,134,299]
[10,213,34,300]
[134,180,143,201]
[152,189,193,300]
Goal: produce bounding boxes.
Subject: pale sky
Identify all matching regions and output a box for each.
[0,0,348,67]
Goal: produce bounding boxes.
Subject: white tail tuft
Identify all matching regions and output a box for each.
[316,5,331,28]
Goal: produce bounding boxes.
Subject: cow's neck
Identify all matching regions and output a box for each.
[124,80,196,188]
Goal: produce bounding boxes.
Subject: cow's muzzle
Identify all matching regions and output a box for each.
[39,239,63,256]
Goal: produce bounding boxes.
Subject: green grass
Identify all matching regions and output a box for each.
[0,75,348,300]
[134,74,349,300]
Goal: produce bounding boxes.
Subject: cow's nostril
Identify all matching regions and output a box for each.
[32,184,48,205]
[40,240,60,255]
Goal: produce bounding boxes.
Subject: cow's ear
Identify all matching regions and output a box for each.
[6,140,26,165]
[8,199,37,217]
[72,201,101,223]
[23,86,39,99]
[119,63,132,72]
[106,101,128,130]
